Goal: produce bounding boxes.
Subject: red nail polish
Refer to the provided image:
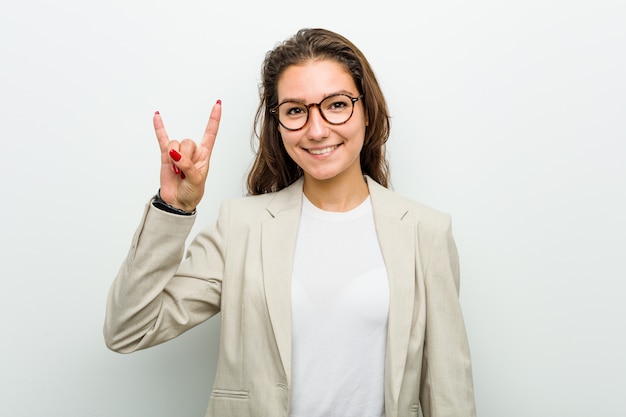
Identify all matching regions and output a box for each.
[172,164,180,175]
[216,99,222,105]
[180,172,186,180]
[169,149,182,161]
[154,110,160,115]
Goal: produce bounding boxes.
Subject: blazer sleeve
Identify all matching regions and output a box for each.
[103,199,229,353]
[419,217,477,417]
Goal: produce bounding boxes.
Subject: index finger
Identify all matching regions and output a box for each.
[200,100,222,157]
[153,111,170,153]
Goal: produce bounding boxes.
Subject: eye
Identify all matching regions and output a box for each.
[324,96,351,112]
[281,103,307,118]
[286,106,304,115]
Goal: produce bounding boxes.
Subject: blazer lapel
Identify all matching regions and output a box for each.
[262,178,304,386]
[261,176,415,399]
[367,177,416,409]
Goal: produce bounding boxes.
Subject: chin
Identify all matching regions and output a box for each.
[303,167,352,183]
[304,172,336,182]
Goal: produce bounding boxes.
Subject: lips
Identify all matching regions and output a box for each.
[306,144,340,155]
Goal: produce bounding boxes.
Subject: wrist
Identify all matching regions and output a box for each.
[152,190,196,216]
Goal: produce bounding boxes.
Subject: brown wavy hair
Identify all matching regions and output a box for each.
[247,28,391,195]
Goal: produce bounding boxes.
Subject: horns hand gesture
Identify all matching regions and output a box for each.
[153,100,222,212]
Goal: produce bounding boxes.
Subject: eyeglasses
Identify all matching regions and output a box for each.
[270,94,363,131]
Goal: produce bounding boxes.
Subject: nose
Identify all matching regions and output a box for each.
[306,106,329,140]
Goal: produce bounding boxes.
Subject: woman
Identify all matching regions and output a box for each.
[104,28,476,417]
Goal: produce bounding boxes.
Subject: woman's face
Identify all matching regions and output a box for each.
[276,59,367,184]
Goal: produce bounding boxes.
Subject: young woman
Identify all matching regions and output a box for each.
[104,28,476,417]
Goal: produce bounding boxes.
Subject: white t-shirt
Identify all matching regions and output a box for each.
[289,195,389,417]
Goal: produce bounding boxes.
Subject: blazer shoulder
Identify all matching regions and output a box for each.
[368,178,452,232]
[218,193,274,223]
[218,179,303,224]
[405,198,452,232]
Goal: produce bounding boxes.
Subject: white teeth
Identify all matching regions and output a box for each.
[308,145,337,155]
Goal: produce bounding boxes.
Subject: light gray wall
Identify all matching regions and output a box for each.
[1,1,624,416]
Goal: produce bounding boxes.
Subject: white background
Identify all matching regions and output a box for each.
[1,0,625,416]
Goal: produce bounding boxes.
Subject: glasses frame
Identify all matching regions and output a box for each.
[270,94,363,131]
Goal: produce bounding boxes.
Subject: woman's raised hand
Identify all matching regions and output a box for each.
[153,100,222,212]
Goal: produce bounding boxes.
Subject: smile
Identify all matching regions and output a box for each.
[307,145,339,155]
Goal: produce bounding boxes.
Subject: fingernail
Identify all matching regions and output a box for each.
[180,172,186,180]
[216,99,222,105]
[169,149,182,161]
[154,110,160,115]
[172,164,180,175]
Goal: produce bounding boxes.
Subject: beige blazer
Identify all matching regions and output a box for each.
[104,176,476,417]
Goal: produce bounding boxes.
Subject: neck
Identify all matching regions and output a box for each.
[302,173,369,212]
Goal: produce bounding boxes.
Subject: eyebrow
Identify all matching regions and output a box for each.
[278,90,358,105]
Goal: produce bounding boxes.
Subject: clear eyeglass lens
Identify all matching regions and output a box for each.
[277,95,354,130]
